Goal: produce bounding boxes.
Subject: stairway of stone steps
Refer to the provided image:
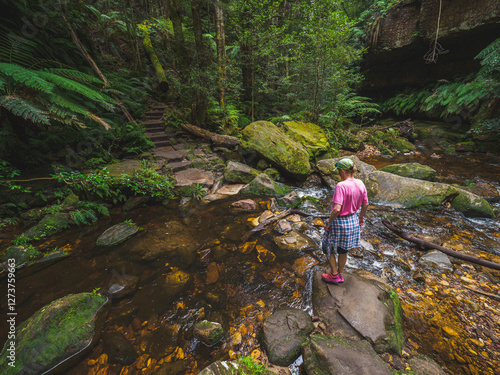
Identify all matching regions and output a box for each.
[143,104,189,148]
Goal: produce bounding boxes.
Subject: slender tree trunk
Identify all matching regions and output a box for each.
[191,0,207,125]
[215,0,227,111]
[60,11,136,124]
[166,0,186,67]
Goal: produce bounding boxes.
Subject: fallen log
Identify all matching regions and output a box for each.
[181,123,241,148]
[382,219,500,271]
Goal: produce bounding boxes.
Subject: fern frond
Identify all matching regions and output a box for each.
[42,68,104,85]
[0,95,50,124]
[0,62,53,93]
[36,71,116,110]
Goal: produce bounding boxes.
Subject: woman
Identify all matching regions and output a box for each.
[322,158,369,284]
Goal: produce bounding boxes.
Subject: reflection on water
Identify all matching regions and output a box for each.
[0,153,499,375]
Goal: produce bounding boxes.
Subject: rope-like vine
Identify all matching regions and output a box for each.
[424,0,448,63]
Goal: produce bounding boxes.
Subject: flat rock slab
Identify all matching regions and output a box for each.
[175,168,215,187]
[216,184,246,195]
[107,160,142,175]
[166,161,192,172]
[302,335,393,375]
[155,149,188,161]
[96,222,140,246]
[312,270,402,353]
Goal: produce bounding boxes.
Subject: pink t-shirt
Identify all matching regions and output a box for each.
[332,178,369,216]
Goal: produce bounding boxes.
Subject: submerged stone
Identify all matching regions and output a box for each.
[193,320,224,346]
[419,250,453,272]
[0,292,107,375]
[96,221,139,246]
[102,331,138,365]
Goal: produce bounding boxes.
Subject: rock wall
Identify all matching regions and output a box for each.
[362,0,500,97]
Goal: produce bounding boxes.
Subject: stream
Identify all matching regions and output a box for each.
[1,150,499,375]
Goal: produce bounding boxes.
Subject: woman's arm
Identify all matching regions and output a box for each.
[359,202,369,225]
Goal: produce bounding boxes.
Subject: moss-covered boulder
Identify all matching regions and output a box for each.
[0,292,107,375]
[380,163,437,181]
[22,213,70,241]
[302,335,393,375]
[241,173,291,197]
[223,161,260,184]
[282,121,329,156]
[451,188,495,218]
[312,270,404,355]
[199,358,275,375]
[1,246,32,267]
[193,320,224,346]
[96,221,140,246]
[317,156,494,217]
[242,121,312,180]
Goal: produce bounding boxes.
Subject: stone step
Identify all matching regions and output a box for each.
[147,110,164,115]
[143,120,163,127]
[166,160,192,172]
[147,134,172,142]
[145,126,165,133]
[153,140,172,148]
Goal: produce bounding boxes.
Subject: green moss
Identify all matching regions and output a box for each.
[22,213,70,241]
[0,293,107,375]
[451,190,495,218]
[386,290,404,355]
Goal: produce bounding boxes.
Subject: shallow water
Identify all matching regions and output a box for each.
[0,152,499,375]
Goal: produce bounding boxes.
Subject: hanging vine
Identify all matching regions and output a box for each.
[423,0,448,63]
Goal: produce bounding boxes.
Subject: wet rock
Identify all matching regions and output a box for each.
[380,163,437,181]
[419,251,453,272]
[216,184,246,196]
[96,222,139,246]
[106,275,139,299]
[239,241,257,254]
[302,173,323,189]
[277,191,302,208]
[360,239,376,255]
[157,359,187,375]
[273,231,316,253]
[224,161,260,184]
[143,324,181,358]
[257,245,276,264]
[408,354,447,375]
[241,173,291,197]
[163,270,193,299]
[302,335,393,375]
[22,213,70,241]
[1,245,31,267]
[206,262,219,284]
[230,199,257,213]
[292,255,319,277]
[261,307,314,366]
[193,320,224,346]
[259,210,274,222]
[123,196,150,211]
[241,121,312,180]
[102,332,138,365]
[0,292,107,374]
[276,220,292,234]
[451,188,495,218]
[124,221,197,266]
[203,287,227,308]
[311,270,404,355]
[257,159,271,170]
[461,182,500,202]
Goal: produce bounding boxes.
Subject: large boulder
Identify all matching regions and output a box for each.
[224,161,260,184]
[0,293,107,375]
[311,270,404,355]
[241,173,291,197]
[242,121,312,180]
[317,156,495,217]
[302,335,393,375]
[282,121,329,156]
[380,163,437,181]
[261,307,314,366]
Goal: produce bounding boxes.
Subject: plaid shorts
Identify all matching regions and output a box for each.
[322,213,360,256]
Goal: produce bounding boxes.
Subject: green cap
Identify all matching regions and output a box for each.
[334,158,354,171]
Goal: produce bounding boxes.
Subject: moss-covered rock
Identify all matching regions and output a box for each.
[263,167,280,181]
[241,121,312,180]
[0,292,107,375]
[96,221,140,246]
[282,120,329,156]
[241,173,291,197]
[22,213,70,241]
[380,163,437,181]
[193,320,224,346]
[451,188,495,218]
[391,136,415,152]
[223,161,260,184]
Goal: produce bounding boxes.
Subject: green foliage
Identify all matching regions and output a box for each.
[52,161,175,203]
[0,159,30,193]
[238,356,268,375]
[0,216,19,229]
[71,201,109,226]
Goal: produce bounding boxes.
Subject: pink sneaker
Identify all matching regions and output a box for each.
[338,274,344,283]
[322,273,342,284]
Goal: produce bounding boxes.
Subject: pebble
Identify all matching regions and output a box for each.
[442,327,459,336]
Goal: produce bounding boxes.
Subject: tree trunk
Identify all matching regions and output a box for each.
[215,0,227,110]
[181,123,241,148]
[139,23,170,92]
[60,13,136,124]
[382,219,500,271]
[166,0,187,67]
[190,0,208,126]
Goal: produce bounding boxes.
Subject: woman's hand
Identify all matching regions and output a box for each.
[324,222,329,231]
[359,217,364,225]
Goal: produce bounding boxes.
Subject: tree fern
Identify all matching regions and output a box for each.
[0,62,54,93]
[475,38,499,78]
[42,68,104,85]
[0,95,50,124]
